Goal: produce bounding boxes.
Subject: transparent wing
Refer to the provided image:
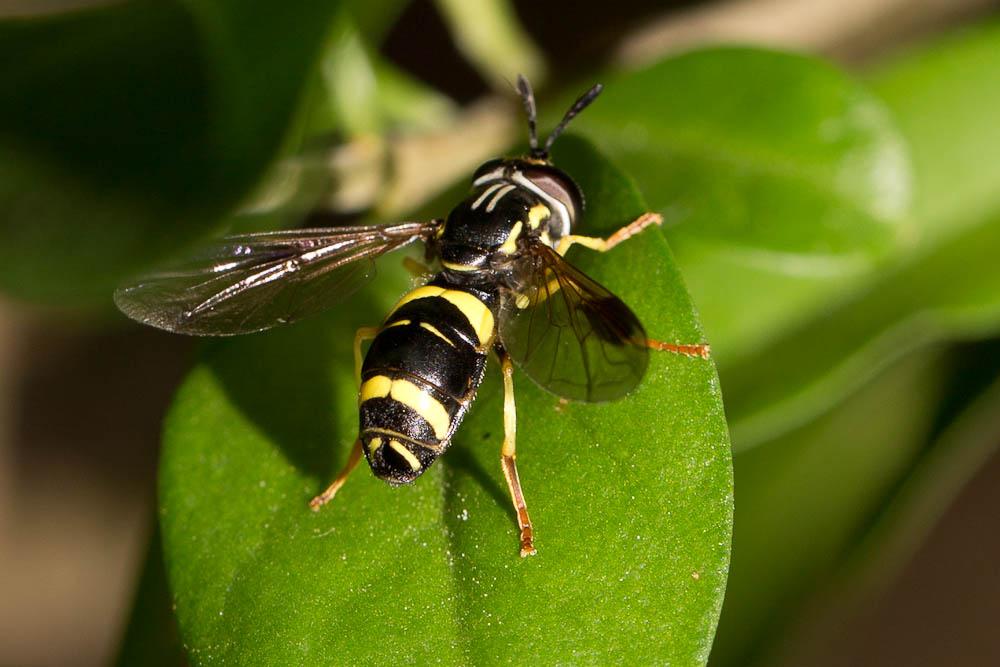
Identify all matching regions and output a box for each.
[499,244,649,402]
[114,221,437,336]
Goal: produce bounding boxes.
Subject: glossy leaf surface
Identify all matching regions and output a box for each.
[723,23,1000,448]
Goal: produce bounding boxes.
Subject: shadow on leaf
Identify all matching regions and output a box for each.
[201,307,378,483]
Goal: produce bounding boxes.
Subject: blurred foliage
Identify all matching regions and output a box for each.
[4,1,999,666]
[115,526,186,667]
[711,19,1000,667]
[723,21,1000,450]
[715,350,950,665]
[573,48,913,366]
[0,1,342,303]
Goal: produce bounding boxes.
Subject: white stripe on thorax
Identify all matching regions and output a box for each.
[486,184,516,212]
[471,182,504,210]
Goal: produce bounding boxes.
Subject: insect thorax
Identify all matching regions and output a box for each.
[434,158,583,280]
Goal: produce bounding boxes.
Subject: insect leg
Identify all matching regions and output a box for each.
[552,215,712,359]
[354,326,379,385]
[496,345,536,557]
[309,439,363,510]
[556,212,663,255]
[646,339,711,359]
[402,256,430,277]
[308,325,379,510]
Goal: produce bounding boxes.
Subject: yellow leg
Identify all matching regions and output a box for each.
[553,214,712,360]
[309,439,363,510]
[402,256,430,277]
[497,349,536,557]
[353,326,379,386]
[646,339,711,359]
[309,325,378,511]
[556,212,662,256]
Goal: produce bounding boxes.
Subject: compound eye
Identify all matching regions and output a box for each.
[522,167,582,219]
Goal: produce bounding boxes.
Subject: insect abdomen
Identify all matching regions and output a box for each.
[359,279,496,484]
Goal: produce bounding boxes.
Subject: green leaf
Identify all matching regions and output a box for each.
[705,25,1000,660]
[722,22,1000,449]
[769,348,1000,665]
[305,11,456,138]
[571,47,914,364]
[434,0,547,89]
[0,0,342,304]
[725,208,1000,449]
[871,20,1000,238]
[579,47,911,257]
[712,349,949,667]
[160,137,732,664]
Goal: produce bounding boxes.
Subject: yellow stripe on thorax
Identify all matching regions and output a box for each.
[441,260,479,272]
[528,203,550,229]
[359,374,451,440]
[498,221,523,254]
[389,285,494,346]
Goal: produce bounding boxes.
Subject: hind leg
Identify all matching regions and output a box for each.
[309,325,379,510]
[646,339,711,358]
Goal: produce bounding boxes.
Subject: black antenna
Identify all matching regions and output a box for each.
[516,75,541,157]
[543,83,603,155]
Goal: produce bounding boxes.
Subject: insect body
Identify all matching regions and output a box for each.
[354,157,578,486]
[356,277,495,485]
[115,76,710,557]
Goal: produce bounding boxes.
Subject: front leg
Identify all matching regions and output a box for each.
[554,213,711,359]
[556,212,662,255]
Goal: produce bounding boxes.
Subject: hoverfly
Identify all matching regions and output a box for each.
[115,76,710,557]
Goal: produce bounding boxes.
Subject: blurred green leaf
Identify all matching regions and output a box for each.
[766,345,1000,666]
[711,350,949,667]
[707,24,1000,664]
[344,0,410,42]
[434,0,547,89]
[160,137,732,664]
[305,7,454,139]
[726,207,1000,449]
[0,0,342,303]
[571,47,913,363]
[871,20,1000,239]
[580,47,911,256]
[722,22,1000,449]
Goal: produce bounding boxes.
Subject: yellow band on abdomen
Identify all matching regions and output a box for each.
[389,285,495,346]
[359,374,451,441]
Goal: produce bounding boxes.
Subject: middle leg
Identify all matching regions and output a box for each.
[496,345,536,557]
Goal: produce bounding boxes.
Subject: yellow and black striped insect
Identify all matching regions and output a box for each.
[115,77,709,557]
